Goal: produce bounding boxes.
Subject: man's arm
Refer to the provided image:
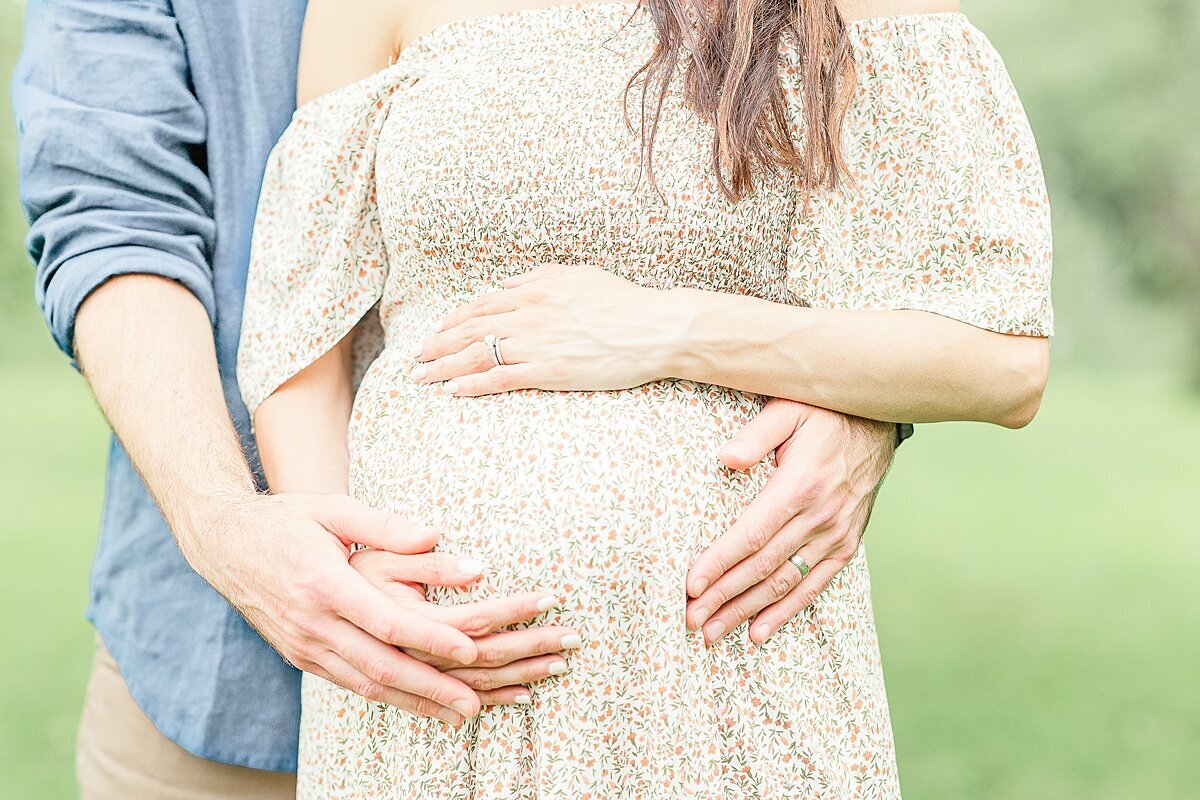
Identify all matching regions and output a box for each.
[12,0,495,724]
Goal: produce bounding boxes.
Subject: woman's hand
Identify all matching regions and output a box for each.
[412,263,682,395]
[349,547,582,709]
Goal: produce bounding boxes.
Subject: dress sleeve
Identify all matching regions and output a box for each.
[779,20,1054,337]
[237,67,417,418]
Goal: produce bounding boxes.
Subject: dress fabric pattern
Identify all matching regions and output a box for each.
[237,5,1052,799]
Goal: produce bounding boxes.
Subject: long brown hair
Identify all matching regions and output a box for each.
[623,0,856,201]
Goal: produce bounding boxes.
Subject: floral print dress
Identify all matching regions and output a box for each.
[237,5,1053,799]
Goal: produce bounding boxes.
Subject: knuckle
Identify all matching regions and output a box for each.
[751,552,779,581]
[800,479,826,504]
[768,573,795,600]
[457,611,494,638]
[469,670,501,690]
[410,696,440,719]
[744,524,773,552]
[813,505,840,530]
[363,657,398,687]
[475,641,506,665]
[352,677,385,702]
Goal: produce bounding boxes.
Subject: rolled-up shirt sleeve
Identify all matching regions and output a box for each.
[13,0,216,358]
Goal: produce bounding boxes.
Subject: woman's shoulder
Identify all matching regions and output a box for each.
[296,0,409,105]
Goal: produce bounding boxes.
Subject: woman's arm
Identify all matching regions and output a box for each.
[416,263,1049,429]
[254,336,356,492]
[660,286,1049,429]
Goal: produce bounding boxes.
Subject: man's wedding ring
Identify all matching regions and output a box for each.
[483,334,506,367]
[788,552,812,579]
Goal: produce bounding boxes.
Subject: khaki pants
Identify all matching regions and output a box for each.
[76,634,296,800]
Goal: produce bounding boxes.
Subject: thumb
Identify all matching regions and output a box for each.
[316,495,441,554]
[719,398,809,470]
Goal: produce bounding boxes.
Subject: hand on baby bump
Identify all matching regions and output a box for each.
[349,547,581,710]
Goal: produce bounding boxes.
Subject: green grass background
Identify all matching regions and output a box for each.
[2,0,1199,798]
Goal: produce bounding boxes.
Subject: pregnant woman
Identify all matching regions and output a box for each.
[238,0,1053,796]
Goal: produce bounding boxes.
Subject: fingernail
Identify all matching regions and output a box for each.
[547,660,569,675]
[458,558,486,578]
[721,443,749,461]
[692,606,711,627]
[536,595,558,612]
[560,634,582,649]
[440,711,464,725]
[451,646,475,663]
[690,578,709,597]
[753,623,771,642]
[514,693,533,704]
[409,342,423,358]
[450,699,476,717]
[441,380,459,395]
[411,364,428,381]
[704,620,726,642]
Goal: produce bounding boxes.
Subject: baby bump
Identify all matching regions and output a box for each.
[347,348,770,610]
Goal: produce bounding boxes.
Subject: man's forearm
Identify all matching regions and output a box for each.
[74,274,256,566]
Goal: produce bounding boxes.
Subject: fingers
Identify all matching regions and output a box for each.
[717,397,809,470]
[421,592,560,637]
[693,533,828,644]
[435,290,519,333]
[417,311,518,363]
[695,559,802,644]
[319,624,479,723]
[328,564,479,663]
[475,686,535,707]
[416,625,579,670]
[447,653,571,692]
[315,496,441,554]
[685,464,812,599]
[412,341,502,386]
[749,556,844,644]
[439,363,542,397]
[686,520,838,629]
[349,548,488,590]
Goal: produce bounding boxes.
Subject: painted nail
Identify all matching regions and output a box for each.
[704,620,726,642]
[536,595,558,612]
[442,380,460,395]
[458,558,486,578]
[547,660,569,675]
[560,634,582,650]
[411,364,428,381]
[690,578,709,597]
[450,699,476,717]
[692,606,711,627]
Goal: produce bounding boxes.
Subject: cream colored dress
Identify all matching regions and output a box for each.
[237,5,1053,798]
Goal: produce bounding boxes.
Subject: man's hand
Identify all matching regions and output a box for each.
[188,492,569,726]
[349,547,580,707]
[685,399,896,645]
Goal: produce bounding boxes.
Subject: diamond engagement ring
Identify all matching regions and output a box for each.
[483,334,506,367]
[788,552,811,579]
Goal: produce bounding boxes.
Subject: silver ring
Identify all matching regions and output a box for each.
[483,334,506,367]
[788,552,811,579]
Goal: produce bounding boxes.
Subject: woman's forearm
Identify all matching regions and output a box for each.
[254,335,357,494]
[660,287,1049,428]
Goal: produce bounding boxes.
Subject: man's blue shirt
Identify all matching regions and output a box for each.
[14,0,309,770]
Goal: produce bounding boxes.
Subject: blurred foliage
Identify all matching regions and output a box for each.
[970,0,1200,380]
